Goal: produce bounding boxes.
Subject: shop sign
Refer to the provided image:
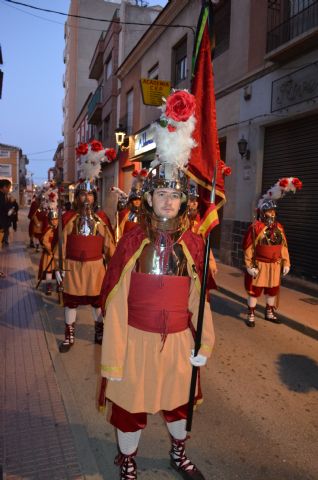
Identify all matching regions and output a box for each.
[271,62,318,112]
[134,127,156,156]
[140,78,171,106]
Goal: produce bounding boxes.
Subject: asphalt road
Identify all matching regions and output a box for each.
[32,251,318,480]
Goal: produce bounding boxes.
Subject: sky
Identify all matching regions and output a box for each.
[0,0,168,185]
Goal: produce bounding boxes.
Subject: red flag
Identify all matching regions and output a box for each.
[186,19,220,237]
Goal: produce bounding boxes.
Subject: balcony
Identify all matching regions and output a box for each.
[266,0,318,61]
[88,85,102,125]
[89,33,104,80]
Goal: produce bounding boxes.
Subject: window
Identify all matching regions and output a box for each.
[213,0,231,58]
[126,89,134,135]
[105,55,112,80]
[0,150,10,158]
[148,63,159,80]
[172,36,188,86]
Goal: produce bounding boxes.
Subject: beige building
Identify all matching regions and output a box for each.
[62,0,120,183]
[115,0,318,281]
[0,143,25,202]
[85,1,162,219]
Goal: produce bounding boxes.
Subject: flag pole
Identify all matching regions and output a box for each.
[186,165,217,432]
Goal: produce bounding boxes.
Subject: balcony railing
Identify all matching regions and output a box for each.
[267,0,318,53]
[87,85,102,124]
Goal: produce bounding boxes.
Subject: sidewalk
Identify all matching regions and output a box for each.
[0,214,85,480]
[214,260,318,340]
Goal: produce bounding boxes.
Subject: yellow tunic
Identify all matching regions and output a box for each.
[101,253,215,414]
[62,213,115,296]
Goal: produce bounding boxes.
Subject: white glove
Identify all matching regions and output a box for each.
[190,350,207,367]
[283,266,290,276]
[55,270,65,284]
[106,377,122,382]
[247,267,259,278]
[7,208,14,216]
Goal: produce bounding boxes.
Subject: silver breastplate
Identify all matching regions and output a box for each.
[75,212,100,236]
[136,237,188,276]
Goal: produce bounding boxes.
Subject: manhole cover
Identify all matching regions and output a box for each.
[229,272,242,278]
[300,297,318,305]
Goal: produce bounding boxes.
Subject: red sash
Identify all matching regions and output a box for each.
[66,234,104,261]
[255,244,282,263]
[128,272,190,334]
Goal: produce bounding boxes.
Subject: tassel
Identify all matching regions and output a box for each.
[98,377,107,412]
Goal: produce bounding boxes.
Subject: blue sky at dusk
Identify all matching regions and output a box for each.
[0,0,167,185]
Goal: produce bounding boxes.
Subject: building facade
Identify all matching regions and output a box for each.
[86,1,162,219]
[213,0,318,282]
[0,143,22,201]
[62,0,120,183]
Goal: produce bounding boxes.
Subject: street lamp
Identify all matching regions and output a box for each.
[237,135,250,160]
[115,125,126,147]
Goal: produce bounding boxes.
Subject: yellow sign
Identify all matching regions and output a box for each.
[140,78,171,106]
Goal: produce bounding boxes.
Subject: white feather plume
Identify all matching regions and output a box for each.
[79,145,104,180]
[111,186,128,199]
[152,115,196,169]
[258,177,302,208]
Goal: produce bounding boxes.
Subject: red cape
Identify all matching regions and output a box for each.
[242,221,286,250]
[28,200,39,220]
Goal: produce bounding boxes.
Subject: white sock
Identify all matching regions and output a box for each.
[46,272,52,282]
[92,307,103,323]
[247,295,257,308]
[65,307,77,325]
[166,419,187,440]
[117,429,141,455]
[266,295,276,307]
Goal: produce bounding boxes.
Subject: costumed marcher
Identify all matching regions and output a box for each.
[27,192,41,248]
[28,189,49,252]
[122,169,148,236]
[111,186,129,243]
[37,187,59,296]
[243,177,302,327]
[100,90,215,480]
[56,140,116,351]
[188,183,218,279]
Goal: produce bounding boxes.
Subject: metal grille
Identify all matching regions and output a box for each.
[263,114,318,282]
[267,0,318,52]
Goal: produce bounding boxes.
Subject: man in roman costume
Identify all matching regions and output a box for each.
[243,177,302,327]
[57,141,115,351]
[37,186,59,295]
[100,90,215,479]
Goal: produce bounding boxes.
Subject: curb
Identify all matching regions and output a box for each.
[217,285,318,341]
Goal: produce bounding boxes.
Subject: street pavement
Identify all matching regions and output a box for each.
[1,209,318,480]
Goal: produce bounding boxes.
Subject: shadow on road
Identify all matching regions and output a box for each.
[276,354,318,392]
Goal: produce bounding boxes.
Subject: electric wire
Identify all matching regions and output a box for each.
[3,0,196,34]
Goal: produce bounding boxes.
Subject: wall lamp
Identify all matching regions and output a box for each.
[237,135,250,160]
[115,125,130,151]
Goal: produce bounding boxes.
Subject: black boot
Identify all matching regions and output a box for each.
[265,305,281,324]
[114,450,137,480]
[170,436,205,480]
[59,323,75,352]
[94,321,104,344]
[29,240,35,248]
[245,307,256,327]
[45,282,52,296]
